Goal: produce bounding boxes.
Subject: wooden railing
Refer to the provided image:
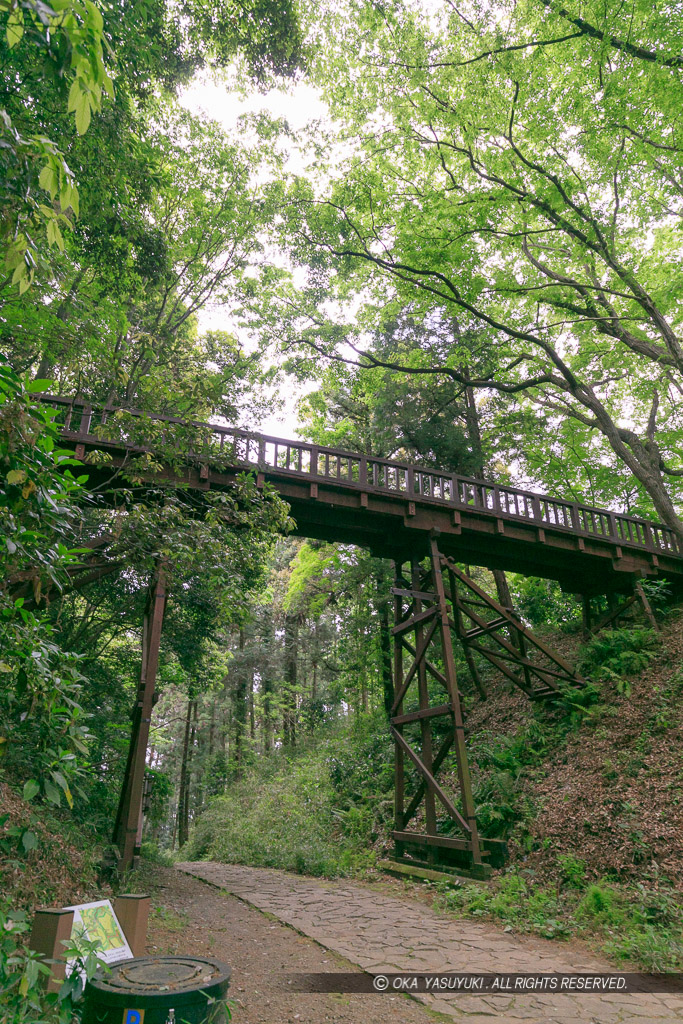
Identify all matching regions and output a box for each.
[42,395,683,560]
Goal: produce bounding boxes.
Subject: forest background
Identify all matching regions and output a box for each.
[2,0,683,1016]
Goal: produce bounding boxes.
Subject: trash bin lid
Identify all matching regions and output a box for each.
[86,956,231,1008]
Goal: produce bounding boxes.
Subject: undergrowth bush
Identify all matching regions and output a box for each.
[181,723,391,877]
[577,628,659,695]
[437,873,570,940]
[436,874,683,971]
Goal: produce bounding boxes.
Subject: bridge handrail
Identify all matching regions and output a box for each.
[39,395,681,559]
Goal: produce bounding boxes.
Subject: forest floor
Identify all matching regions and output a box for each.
[141,861,683,1024]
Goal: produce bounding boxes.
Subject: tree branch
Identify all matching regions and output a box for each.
[541,1,683,68]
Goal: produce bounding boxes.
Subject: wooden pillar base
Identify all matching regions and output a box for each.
[113,894,150,957]
[29,908,75,992]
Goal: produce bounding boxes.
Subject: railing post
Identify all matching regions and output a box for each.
[642,521,655,552]
[608,513,619,541]
[359,456,367,487]
[80,404,92,435]
[310,447,318,477]
[406,467,415,496]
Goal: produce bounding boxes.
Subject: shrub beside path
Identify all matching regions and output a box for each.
[177,861,682,1024]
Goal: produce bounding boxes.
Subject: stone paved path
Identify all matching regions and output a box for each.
[177,862,683,1023]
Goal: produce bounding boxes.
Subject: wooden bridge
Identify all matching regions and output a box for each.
[44,395,683,596]
[42,395,683,877]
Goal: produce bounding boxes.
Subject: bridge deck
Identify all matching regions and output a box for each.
[43,396,683,595]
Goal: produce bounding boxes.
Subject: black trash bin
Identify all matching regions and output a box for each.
[82,955,231,1024]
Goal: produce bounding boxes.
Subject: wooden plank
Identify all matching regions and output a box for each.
[466,643,572,683]
[393,580,405,832]
[391,588,438,601]
[378,859,475,886]
[412,557,437,847]
[465,642,532,694]
[464,616,508,640]
[447,560,579,676]
[391,831,487,855]
[430,539,483,864]
[391,605,437,636]
[589,593,638,633]
[391,703,453,726]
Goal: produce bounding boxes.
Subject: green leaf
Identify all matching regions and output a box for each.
[85,0,103,31]
[38,163,58,197]
[46,218,65,251]
[6,8,24,47]
[21,830,39,853]
[43,779,61,806]
[23,779,40,802]
[75,100,91,135]
[26,380,52,393]
[51,770,68,792]
[11,263,27,287]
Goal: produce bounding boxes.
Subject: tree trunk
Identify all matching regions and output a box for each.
[283,613,298,747]
[232,628,248,774]
[262,672,274,753]
[177,696,194,849]
[461,368,519,619]
[249,670,256,742]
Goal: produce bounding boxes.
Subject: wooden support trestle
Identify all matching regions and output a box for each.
[389,539,590,877]
[390,538,494,877]
[582,583,660,636]
[444,558,585,700]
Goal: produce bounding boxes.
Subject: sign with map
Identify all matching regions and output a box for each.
[65,899,133,971]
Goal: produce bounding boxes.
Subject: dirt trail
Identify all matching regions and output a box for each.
[144,865,438,1024]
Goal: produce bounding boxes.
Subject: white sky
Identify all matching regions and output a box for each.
[180,77,329,439]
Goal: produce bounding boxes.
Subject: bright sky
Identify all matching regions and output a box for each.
[180,77,329,439]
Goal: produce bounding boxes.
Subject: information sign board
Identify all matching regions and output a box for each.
[64,899,133,974]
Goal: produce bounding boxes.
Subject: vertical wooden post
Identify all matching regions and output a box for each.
[392,562,405,852]
[429,536,482,865]
[113,567,167,872]
[635,581,660,631]
[412,556,437,863]
[581,595,592,638]
[29,908,74,993]
[113,895,150,957]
